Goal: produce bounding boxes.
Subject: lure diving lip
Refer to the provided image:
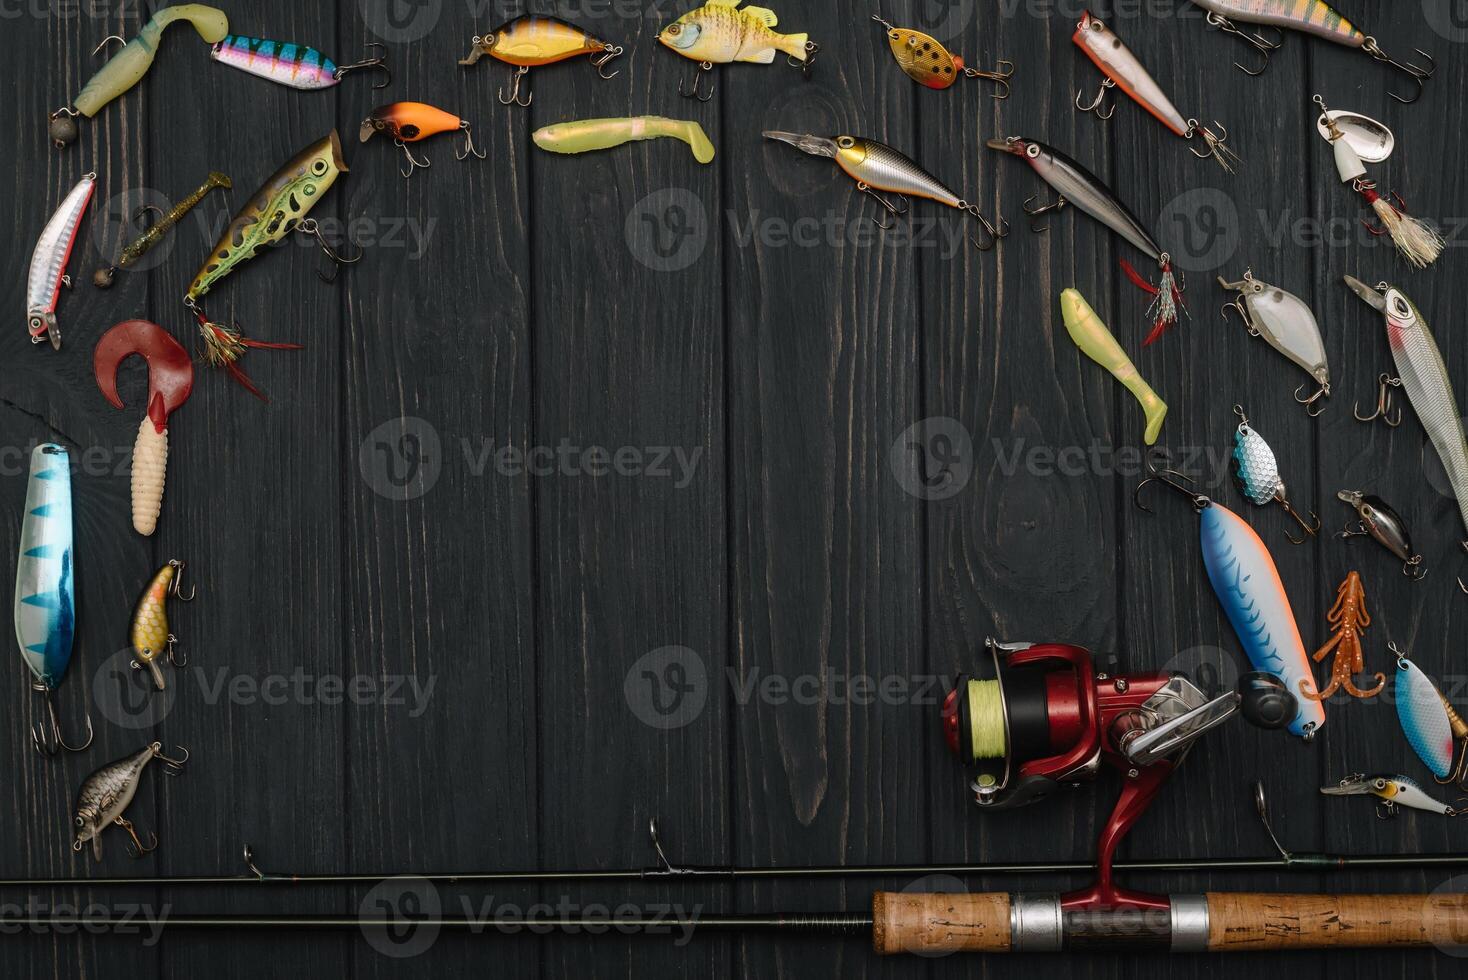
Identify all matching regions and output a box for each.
[1218,270,1329,414]
[359,102,486,179]
[26,172,96,350]
[764,131,1007,250]
[458,15,624,107]
[1057,289,1167,445]
[533,117,716,164]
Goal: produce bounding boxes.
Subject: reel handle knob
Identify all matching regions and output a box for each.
[1238,672,1297,730]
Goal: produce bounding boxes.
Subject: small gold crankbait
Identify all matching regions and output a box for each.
[129,560,196,690]
[870,13,1012,98]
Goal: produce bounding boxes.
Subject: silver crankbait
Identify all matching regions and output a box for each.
[1321,773,1464,818]
[1230,406,1319,544]
[1218,270,1329,414]
[763,131,1008,249]
[26,173,96,350]
[73,742,188,860]
[987,135,1181,344]
[1337,490,1423,580]
[1346,278,1468,548]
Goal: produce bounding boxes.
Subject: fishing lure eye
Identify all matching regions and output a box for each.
[1373,778,1388,790]
[666,24,681,35]
[1090,20,1105,32]
[1389,295,1412,319]
[311,160,327,175]
[1025,143,1040,158]
[28,315,44,332]
[838,137,855,148]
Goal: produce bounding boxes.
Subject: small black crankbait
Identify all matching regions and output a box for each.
[1337,490,1423,579]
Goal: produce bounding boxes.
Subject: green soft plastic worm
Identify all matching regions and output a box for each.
[532,117,715,164]
[1059,288,1168,446]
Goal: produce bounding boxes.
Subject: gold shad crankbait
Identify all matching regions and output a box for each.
[869,12,1012,98]
[1057,289,1167,445]
[533,117,715,164]
[1072,12,1237,172]
[184,130,359,400]
[1186,0,1433,103]
[458,15,624,108]
[659,0,817,101]
[128,560,195,690]
[50,4,229,147]
[763,131,1007,250]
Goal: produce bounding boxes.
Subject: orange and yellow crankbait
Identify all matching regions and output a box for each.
[129,560,195,690]
[359,102,486,179]
[458,15,623,107]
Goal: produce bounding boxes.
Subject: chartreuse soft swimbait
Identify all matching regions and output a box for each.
[185,131,357,400]
[459,15,623,107]
[1136,462,1323,739]
[533,117,715,164]
[1057,289,1166,445]
[50,5,229,147]
[210,36,389,90]
[659,0,818,101]
[14,444,93,756]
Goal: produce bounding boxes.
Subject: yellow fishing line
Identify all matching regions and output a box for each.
[966,680,1007,761]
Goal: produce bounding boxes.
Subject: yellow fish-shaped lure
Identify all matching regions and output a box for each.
[129,560,194,690]
[658,0,812,65]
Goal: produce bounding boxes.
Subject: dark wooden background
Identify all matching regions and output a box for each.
[3,0,1466,975]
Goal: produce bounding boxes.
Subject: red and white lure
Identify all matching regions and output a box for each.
[1315,95,1441,269]
[26,172,95,351]
[1072,12,1238,173]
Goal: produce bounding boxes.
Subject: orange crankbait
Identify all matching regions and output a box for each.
[129,560,196,690]
[359,102,485,179]
[458,15,623,107]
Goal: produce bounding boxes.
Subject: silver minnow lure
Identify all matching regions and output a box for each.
[1219,270,1329,412]
[1321,773,1462,817]
[1346,277,1468,544]
[1230,406,1319,543]
[27,173,95,350]
[72,742,187,860]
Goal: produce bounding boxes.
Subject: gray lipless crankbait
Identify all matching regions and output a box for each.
[1230,406,1320,544]
[72,742,187,860]
[1218,270,1330,414]
[1338,490,1424,579]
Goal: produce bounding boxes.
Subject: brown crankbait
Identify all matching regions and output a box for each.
[94,171,231,288]
[72,742,188,860]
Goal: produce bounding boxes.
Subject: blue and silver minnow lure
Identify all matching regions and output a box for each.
[210,36,389,90]
[1230,405,1320,544]
[13,444,92,756]
[1394,648,1468,785]
[1321,773,1464,817]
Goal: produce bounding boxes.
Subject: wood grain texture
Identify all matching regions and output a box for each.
[0,1,1465,977]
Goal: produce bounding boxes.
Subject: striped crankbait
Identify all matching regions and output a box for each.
[359,102,486,179]
[1186,0,1433,103]
[459,15,624,107]
[764,131,1008,250]
[533,117,716,164]
[73,742,188,860]
[26,172,95,350]
[50,4,229,147]
[129,560,195,690]
[1321,774,1464,818]
[13,445,94,756]
[659,0,817,101]
[1072,12,1237,172]
[1136,460,1323,738]
[988,136,1181,344]
[1345,278,1468,546]
[210,36,389,90]
[1218,270,1329,413]
[1058,289,1167,446]
[185,131,358,399]
[1394,649,1468,787]
[869,13,1012,98]
[1230,406,1319,544]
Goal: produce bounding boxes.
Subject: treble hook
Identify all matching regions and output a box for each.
[963,61,1014,100]
[959,201,1009,251]
[454,121,486,162]
[392,139,432,179]
[1293,383,1329,417]
[1354,374,1403,427]
[297,218,363,284]
[1279,497,1323,545]
[91,35,125,56]
[1360,187,1412,236]
[856,182,909,231]
[156,744,190,769]
[1186,120,1241,174]
[1075,77,1116,119]
[1023,194,1067,233]
[167,558,197,602]
[333,42,391,89]
[1133,454,1212,514]
[115,817,159,858]
[499,64,533,107]
[591,45,623,80]
[679,61,715,102]
[1205,13,1280,76]
[30,686,94,756]
[787,40,819,77]
[1363,38,1435,105]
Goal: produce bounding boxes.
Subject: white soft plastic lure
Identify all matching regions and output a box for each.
[26,173,95,350]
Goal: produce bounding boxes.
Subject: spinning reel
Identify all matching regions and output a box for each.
[940,638,1297,910]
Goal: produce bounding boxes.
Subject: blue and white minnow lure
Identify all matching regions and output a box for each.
[210,36,390,90]
[1394,648,1468,785]
[13,444,92,755]
[1322,773,1465,817]
[1136,461,1323,738]
[1230,405,1320,544]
